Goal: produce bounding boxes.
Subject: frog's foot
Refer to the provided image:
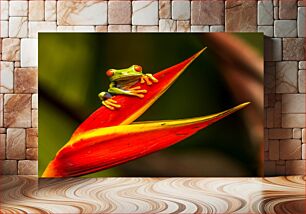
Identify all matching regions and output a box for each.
[140,74,158,85]
[102,99,121,110]
[129,86,147,98]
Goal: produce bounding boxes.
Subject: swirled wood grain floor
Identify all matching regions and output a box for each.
[0,176,305,214]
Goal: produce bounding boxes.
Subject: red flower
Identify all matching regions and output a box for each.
[42,48,250,177]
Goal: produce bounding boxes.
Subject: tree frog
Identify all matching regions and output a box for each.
[98,65,158,110]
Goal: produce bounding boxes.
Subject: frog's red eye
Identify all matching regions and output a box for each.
[134,65,142,72]
[106,69,114,77]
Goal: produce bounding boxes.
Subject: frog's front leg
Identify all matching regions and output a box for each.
[98,92,121,110]
[140,74,158,85]
[108,86,147,98]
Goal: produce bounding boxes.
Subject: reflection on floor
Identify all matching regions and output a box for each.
[0,176,305,213]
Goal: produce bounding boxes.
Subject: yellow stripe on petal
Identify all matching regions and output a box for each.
[67,102,250,148]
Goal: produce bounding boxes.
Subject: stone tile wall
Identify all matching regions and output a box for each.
[0,0,305,176]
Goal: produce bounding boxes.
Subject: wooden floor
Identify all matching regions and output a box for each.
[0,176,305,213]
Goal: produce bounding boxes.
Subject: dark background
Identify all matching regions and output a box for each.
[38,33,263,177]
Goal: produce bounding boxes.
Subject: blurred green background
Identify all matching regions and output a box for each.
[39,33,263,177]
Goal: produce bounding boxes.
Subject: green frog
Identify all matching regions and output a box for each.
[98,65,158,110]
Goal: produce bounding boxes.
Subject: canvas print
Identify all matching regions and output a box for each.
[38,33,263,177]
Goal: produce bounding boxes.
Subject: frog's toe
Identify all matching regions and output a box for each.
[146,74,158,83]
[130,88,147,96]
[140,77,146,84]
[130,86,141,90]
[135,94,144,98]
[140,75,152,85]
[108,102,121,108]
[102,101,115,110]
[143,76,152,85]
[103,100,121,110]
[136,89,147,93]
[107,98,117,103]
[151,76,158,83]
